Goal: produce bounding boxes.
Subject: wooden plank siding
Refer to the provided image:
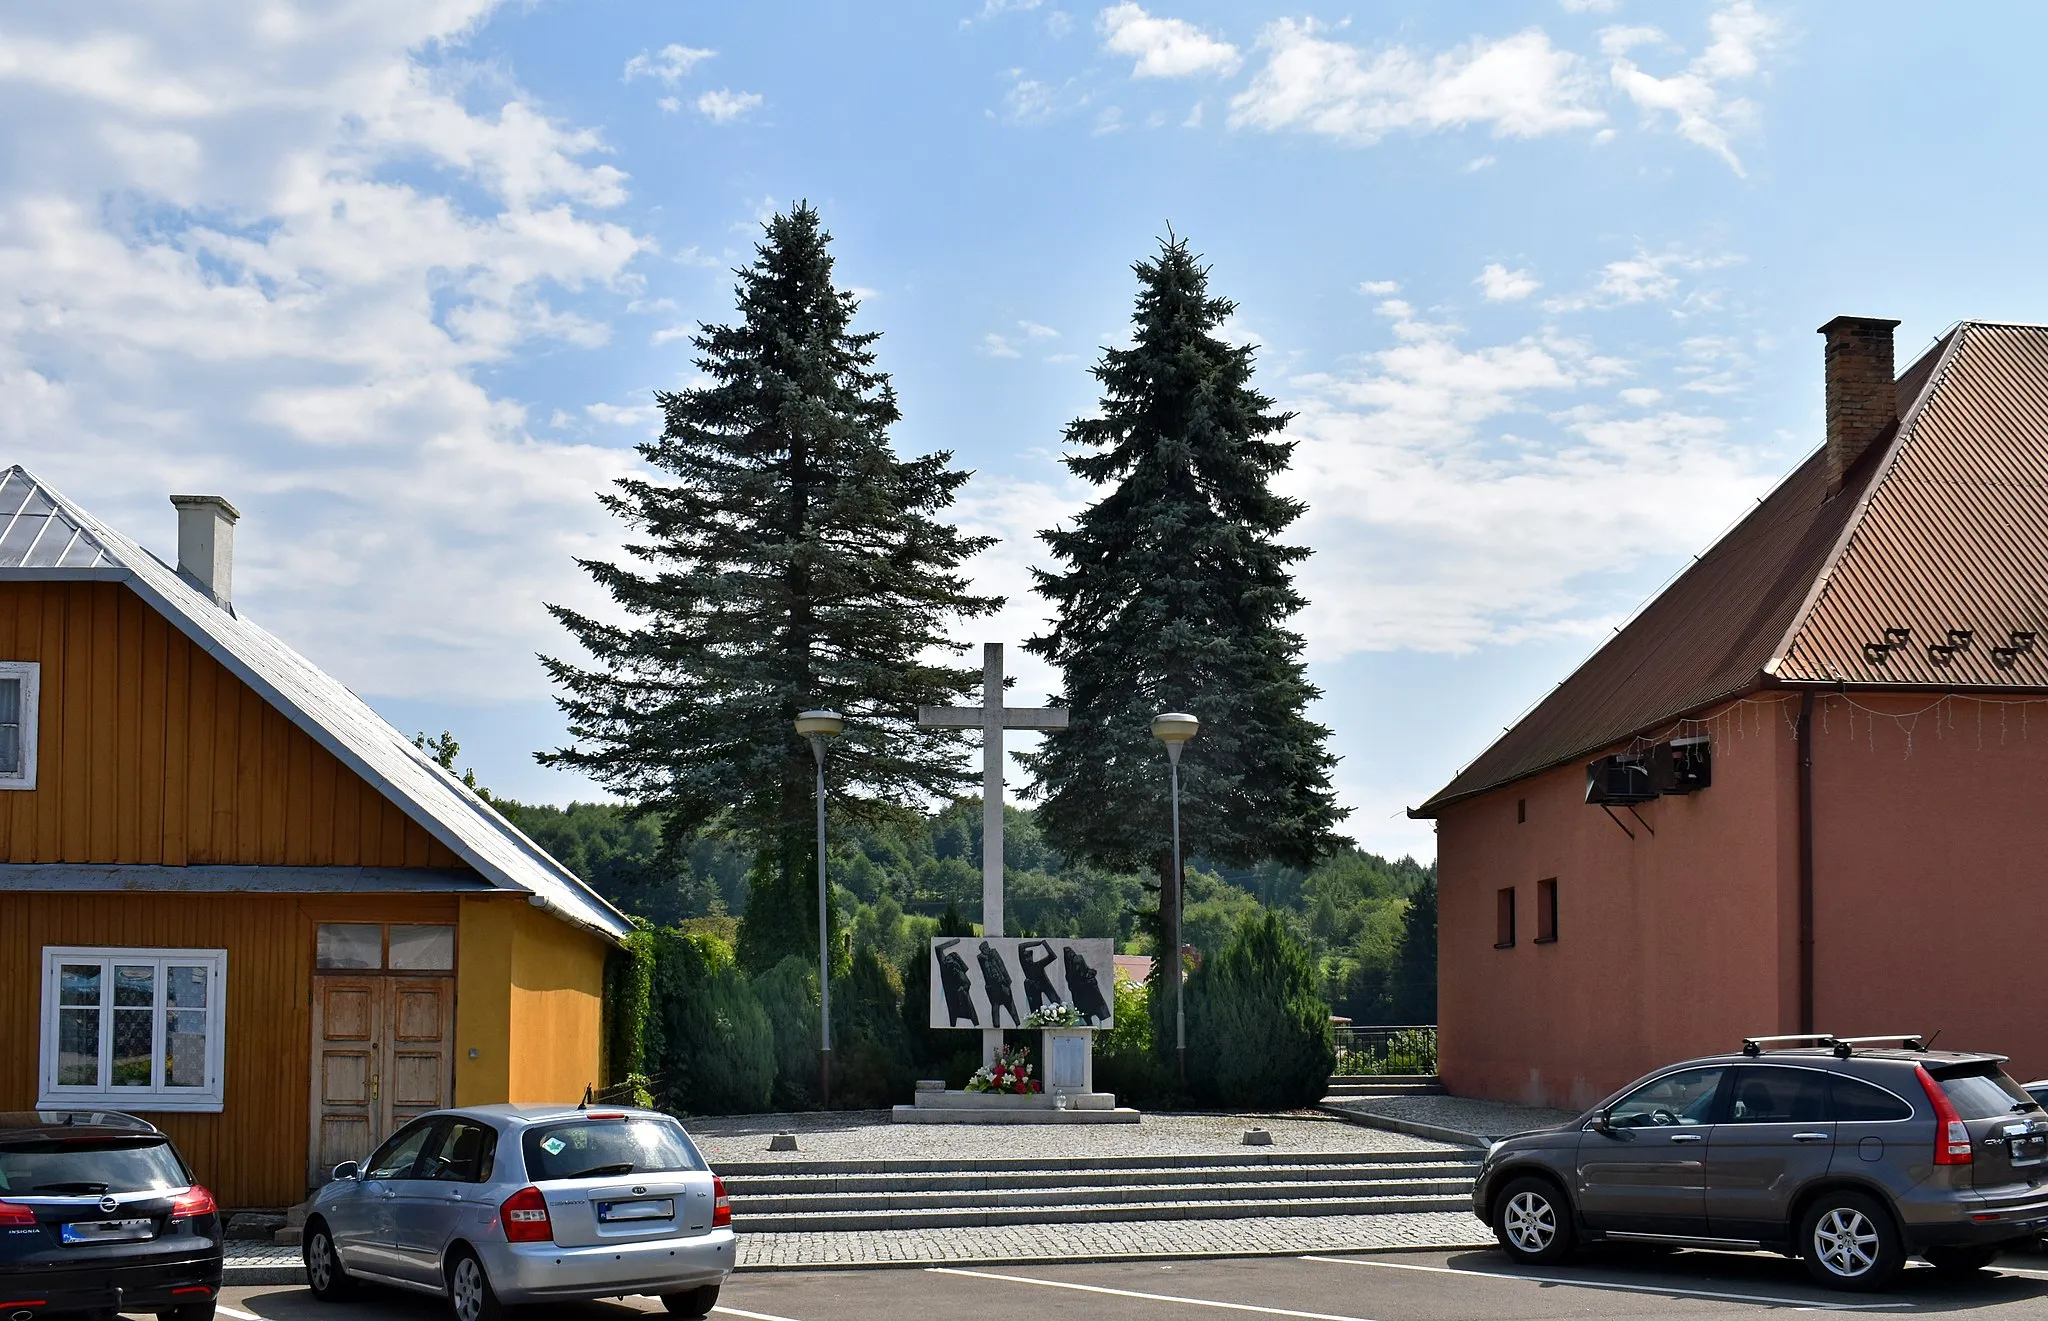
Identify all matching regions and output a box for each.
[0,891,459,1208]
[0,582,462,867]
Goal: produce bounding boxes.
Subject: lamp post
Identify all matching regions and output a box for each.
[1150,711,1199,1085]
[795,709,845,1105]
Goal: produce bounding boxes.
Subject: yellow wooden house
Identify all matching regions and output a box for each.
[0,468,631,1208]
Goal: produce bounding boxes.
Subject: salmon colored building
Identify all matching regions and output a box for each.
[0,469,631,1207]
[1413,318,2048,1110]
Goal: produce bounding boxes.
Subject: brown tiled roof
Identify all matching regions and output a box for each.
[1414,324,2043,816]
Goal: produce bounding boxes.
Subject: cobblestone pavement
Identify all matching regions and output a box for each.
[731,1209,1493,1268]
[689,1109,1460,1163]
[1325,1095,1575,1142]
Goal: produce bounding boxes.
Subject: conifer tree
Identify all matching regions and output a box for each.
[1023,235,1345,1057]
[542,204,1000,972]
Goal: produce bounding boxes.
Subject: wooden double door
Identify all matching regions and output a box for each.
[308,975,455,1189]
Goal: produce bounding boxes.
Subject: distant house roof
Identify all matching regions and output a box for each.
[1417,322,2048,817]
[0,467,632,940]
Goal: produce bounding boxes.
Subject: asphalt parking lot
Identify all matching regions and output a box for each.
[155,1247,2048,1320]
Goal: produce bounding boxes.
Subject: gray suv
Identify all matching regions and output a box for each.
[1473,1036,2048,1289]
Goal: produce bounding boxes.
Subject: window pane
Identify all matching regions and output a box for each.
[59,964,102,1007]
[0,677,19,725]
[165,1010,208,1088]
[317,924,382,970]
[1728,1068,1829,1123]
[0,678,19,776]
[114,964,155,1008]
[1832,1076,1913,1122]
[111,1009,153,1087]
[388,925,454,971]
[166,965,207,1009]
[57,1008,100,1085]
[1611,1068,1724,1127]
[365,1121,438,1180]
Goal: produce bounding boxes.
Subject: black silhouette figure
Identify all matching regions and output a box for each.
[1063,947,1113,1025]
[1018,940,1061,1014]
[978,941,1022,1028]
[936,939,979,1027]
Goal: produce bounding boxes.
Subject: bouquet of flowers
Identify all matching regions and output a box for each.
[1021,1001,1085,1029]
[964,1044,1041,1094]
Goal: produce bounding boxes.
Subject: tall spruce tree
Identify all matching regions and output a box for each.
[1023,235,1345,1056]
[541,204,1000,972]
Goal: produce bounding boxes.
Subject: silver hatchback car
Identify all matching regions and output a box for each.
[301,1104,734,1320]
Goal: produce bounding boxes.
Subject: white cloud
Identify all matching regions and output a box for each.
[1358,279,1401,295]
[1605,1,1778,173]
[1560,0,1621,11]
[1230,21,1604,144]
[967,0,1044,23]
[979,332,1022,358]
[0,1,653,706]
[1545,246,1738,310]
[998,70,1082,124]
[696,89,763,123]
[1278,308,1777,657]
[1047,10,1075,38]
[1463,154,1497,171]
[656,95,681,114]
[585,401,661,429]
[1098,4,1241,79]
[1618,386,1663,406]
[1019,320,1060,339]
[623,44,715,87]
[1477,263,1540,300]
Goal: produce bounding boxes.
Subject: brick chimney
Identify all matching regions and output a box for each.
[170,494,240,606]
[1818,315,1901,492]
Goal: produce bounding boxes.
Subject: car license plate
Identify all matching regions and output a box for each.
[598,1198,673,1223]
[62,1218,157,1244]
[2014,1131,2048,1166]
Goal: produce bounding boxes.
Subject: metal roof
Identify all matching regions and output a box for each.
[1414,325,2043,816]
[0,467,632,940]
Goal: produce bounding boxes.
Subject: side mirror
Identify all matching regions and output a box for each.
[1592,1109,1614,1134]
[331,1160,359,1182]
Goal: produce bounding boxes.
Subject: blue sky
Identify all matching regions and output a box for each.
[6,1,2048,860]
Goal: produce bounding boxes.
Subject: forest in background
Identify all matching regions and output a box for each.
[493,797,1436,1027]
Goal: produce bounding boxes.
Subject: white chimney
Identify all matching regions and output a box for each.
[170,494,240,606]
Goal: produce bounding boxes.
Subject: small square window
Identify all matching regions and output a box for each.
[1495,887,1517,949]
[0,662,40,789]
[388,924,455,971]
[1536,878,1558,943]
[1516,798,1526,824]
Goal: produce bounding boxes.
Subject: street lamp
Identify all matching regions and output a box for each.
[1150,711,1199,1085]
[795,709,845,1105]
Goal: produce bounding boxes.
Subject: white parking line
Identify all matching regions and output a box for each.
[1298,1255,1913,1312]
[215,1308,261,1321]
[715,1306,815,1321]
[928,1266,1384,1321]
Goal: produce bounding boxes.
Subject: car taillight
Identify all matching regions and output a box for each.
[712,1175,731,1229]
[501,1186,554,1243]
[1916,1065,1975,1165]
[171,1186,217,1219]
[0,1201,35,1227]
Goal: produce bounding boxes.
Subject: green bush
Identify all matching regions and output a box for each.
[1185,911,1335,1109]
[1094,975,1173,1108]
[603,924,655,1084]
[645,929,774,1114]
[833,945,912,1108]
[754,956,822,1109]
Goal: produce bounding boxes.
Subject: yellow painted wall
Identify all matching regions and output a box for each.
[454,895,607,1107]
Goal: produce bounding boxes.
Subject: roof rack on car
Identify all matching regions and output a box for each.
[1828,1034,1926,1058]
[1741,1034,1837,1056]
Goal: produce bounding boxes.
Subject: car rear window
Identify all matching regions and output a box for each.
[0,1139,188,1195]
[521,1118,704,1183]
[1931,1063,2037,1120]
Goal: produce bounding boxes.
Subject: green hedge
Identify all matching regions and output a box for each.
[1185,911,1335,1108]
[645,928,774,1114]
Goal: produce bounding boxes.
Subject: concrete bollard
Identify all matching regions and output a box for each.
[1242,1127,1273,1146]
[769,1132,799,1152]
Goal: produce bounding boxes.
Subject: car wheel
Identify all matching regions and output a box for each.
[304,1220,354,1301]
[1801,1191,1904,1290]
[1924,1244,2002,1275]
[156,1304,217,1321]
[447,1248,507,1321]
[661,1284,721,1317]
[1493,1175,1576,1265]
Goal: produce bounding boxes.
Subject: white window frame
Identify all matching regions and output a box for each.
[38,947,227,1113]
[0,660,39,790]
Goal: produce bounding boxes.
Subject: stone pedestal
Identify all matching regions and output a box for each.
[1043,1028,1094,1096]
[890,1088,1137,1124]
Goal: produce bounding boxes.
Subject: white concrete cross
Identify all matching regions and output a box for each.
[920,643,1067,1062]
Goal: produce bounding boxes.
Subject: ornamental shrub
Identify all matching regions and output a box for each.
[1185,910,1335,1108]
[833,944,911,1108]
[754,956,821,1110]
[645,928,774,1114]
[603,923,655,1084]
[1094,974,1173,1108]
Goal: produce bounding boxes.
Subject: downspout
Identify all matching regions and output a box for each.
[1796,691,1815,1035]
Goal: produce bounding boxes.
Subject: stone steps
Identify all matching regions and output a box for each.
[723,1151,1479,1233]
[1323,1075,1446,1099]
[732,1190,1471,1233]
